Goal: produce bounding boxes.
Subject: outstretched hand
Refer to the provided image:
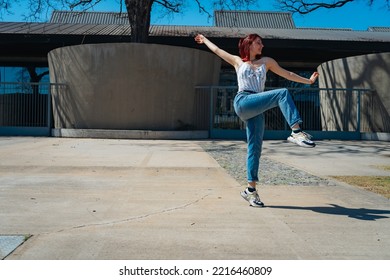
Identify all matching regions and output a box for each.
[310,72,319,84]
[194,34,205,44]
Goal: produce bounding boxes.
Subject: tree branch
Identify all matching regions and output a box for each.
[153,0,182,13]
[65,0,103,10]
[279,0,356,14]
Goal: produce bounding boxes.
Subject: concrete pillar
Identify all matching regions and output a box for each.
[48,43,221,130]
[318,52,390,133]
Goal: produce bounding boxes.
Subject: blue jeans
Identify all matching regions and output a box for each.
[233,88,302,182]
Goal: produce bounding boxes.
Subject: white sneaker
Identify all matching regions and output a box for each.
[240,189,264,207]
[287,131,316,148]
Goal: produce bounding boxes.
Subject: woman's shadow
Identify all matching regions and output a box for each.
[268,204,390,221]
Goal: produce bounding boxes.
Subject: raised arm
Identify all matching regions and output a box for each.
[265,57,319,85]
[195,34,242,69]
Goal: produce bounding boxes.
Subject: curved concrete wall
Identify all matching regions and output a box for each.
[318,52,390,133]
[48,43,221,130]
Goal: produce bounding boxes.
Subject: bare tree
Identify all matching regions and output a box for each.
[125,0,258,42]
[278,0,389,14]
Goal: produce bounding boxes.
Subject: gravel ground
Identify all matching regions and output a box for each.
[199,140,332,187]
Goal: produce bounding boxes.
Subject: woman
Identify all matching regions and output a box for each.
[195,33,319,207]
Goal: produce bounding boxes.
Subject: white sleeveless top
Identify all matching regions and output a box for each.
[237,63,266,93]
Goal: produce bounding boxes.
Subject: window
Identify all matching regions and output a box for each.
[0,66,50,95]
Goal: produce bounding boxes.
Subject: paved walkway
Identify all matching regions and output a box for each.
[0,137,389,260]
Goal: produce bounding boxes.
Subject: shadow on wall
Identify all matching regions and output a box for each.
[318,52,390,133]
[48,43,221,131]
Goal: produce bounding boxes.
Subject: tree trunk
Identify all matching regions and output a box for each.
[125,0,153,43]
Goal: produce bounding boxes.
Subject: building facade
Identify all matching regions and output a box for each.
[1,10,389,138]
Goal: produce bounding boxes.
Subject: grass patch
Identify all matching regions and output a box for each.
[332,176,390,199]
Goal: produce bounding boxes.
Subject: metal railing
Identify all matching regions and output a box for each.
[195,86,375,140]
[0,82,377,139]
[0,82,66,136]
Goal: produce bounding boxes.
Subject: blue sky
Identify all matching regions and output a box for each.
[1,0,389,31]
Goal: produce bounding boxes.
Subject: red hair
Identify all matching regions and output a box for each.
[238,34,263,62]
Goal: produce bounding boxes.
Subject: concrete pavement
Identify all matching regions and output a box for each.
[0,137,389,260]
